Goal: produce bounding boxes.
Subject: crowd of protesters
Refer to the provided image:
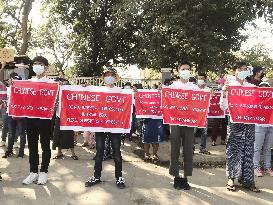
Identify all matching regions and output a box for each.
[0,57,273,193]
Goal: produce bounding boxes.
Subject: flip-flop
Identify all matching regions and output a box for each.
[226,184,236,191]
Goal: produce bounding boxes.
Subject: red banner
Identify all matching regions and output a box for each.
[208,91,225,118]
[59,86,133,133]
[162,88,211,128]
[8,81,59,119]
[228,86,273,125]
[135,89,162,119]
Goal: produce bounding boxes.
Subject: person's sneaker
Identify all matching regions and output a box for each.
[254,168,263,177]
[2,151,12,158]
[181,178,191,190]
[116,177,125,189]
[37,172,48,185]
[22,172,39,185]
[13,142,20,148]
[85,176,101,187]
[173,177,183,190]
[0,141,6,147]
[264,168,273,177]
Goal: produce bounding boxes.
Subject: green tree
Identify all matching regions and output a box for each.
[0,0,35,54]
[51,0,138,76]
[126,0,273,71]
[32,14,76,75]
[239,44,273,69]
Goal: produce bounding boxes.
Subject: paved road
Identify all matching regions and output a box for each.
[1,139,273,205]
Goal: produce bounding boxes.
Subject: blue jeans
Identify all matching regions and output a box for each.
[7,117,26,153]
[195,125,208,151]
[253,126,273,169]
[94,133,122,179]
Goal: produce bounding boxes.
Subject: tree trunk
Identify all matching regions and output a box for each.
[19,0,34,55]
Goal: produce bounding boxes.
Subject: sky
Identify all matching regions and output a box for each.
[240,18,273,58]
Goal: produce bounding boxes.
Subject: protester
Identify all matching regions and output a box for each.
[85,67,125,189]
[2,72,26,158]
[211,78,227,146]
[52,78,79,160]
[142,118,165,163]
[220,61,260,192]
[253,81,273,177]
[0,82,8,147]
[0,62,8,147]
[22,56,54,185]
[168,60,200,190]
[194,72,211,155]
[248,66,264,86]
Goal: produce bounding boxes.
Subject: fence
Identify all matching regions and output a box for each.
[74,77,162,87]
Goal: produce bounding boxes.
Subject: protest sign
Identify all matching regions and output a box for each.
[228,86,273,125]
[59,85,133,133]
[208,91,225,118]
[135,89,162,119]
[8,81,59,119]
[162,88,211,128]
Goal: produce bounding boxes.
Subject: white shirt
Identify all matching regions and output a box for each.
[29,76,54,83]
[169,80,200,90]
[220,80,255,111]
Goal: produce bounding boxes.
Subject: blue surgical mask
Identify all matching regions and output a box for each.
[237,70,250,80]
[104,76,116,85]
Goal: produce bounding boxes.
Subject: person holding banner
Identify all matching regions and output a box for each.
[220,61,260,192]
[168,60,200,190]
[3,72,26,159]
[253,81,273,177]
[142,118,165,162]
[195,72,211,155]
[85,67,125,189]
[52,78,79,160]
[22,56,54,185]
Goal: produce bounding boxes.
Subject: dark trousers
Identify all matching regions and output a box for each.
[169,125,194,177]
[26,118,52,173]
[7,117,26,153]
[1,112,8,142]
[211,116,228,142]
[94,133,122,179]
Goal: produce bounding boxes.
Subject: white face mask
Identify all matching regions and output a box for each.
[33,65,45,75]
[179,70,191,80]
[237,70,250,81]
[197,79,206,86]
[104,76,116,85]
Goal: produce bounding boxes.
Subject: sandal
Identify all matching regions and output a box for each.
[226,183,236,191]
[242,184,261,193]
[71,155,79,160]
[53,154,64,159]
[81,142,89,147]
[144,154,151,162]
[151,154,159,163]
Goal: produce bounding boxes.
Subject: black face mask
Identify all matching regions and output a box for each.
[260,73,265,79]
